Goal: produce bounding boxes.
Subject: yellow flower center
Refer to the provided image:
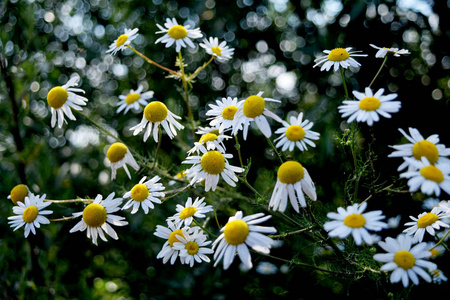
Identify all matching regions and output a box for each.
[285,125,305,142]
[22,206,38,223]
[394,250,415,270]
[222,105,238,120]
[412,141,439,164]
[144,101,168,123]
[327,48,350,62]
[429,249,440,258]
[125,93,140,105]
[47,86,68,109]
[180,206,197,219]
[176,170,187,178]
[107,143,128,163]
[420,165,444,183]
[277,161,305,184]
[130,184,149,202]
[211,46,222,56]
[10,184,28,205]
[82,203,107,228]
[168,229,184,247]
[432,269,440,277]
[417,212,439,228]
[224,219,249,245]
[200,151,225,175]
[168,25,188,40]
[185,241,200,255]
[199,133,218,144]
[243,95,265,118]
[343,213,366,228]
[359,96,381,111]
[116,34,129,47]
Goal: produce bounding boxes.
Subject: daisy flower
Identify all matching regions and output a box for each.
[122,176,165,214]
[403,207,450,243]
[427,242,445,259]
[106,142,140,180]
[182,144,244,192]
[338,87,401,126]
[167,197,213,226]
[200,37,234,62]
[106,28,139,55]
[323,202,388,246]
[187,131,230,155]
[69,192,128,245]
[213,211,277,270]
[232,91,283,140]
[422,198,440,211]
[432,269,448,284]
[388,127,450,172]
[8,184,33,205]
[273,113,320,152]
[130,101,184,143]
[313,47,367,72]
[155,18,202,53]
[369,44,410,58]
[373,234,437,288]
[116,84,154,115]
[400,157,450,197]
[8,193,52,238]
[172,227,214,267]
[256,262,278,275]
[46,75,88,128]
[269,160,317,213]
[205,97,243,133]
[154,220,186,265]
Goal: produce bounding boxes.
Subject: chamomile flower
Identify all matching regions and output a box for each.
[69,192,128,245]
[422,198,440,210]
[388,127,450,172]
[167,197,213,226]
[130,101,184,142]
[432,269,448,284]
[400,157,450,197]
[273,113,320,152]
[269,160,317,213]
[172,227,214,267]
[106,28,139,55]
[387,215,402,229]
[46,75,88,128]
[427,242,445,259]
[213,211,277,270]
[154,220,185,265]
[155,18,202,53]
[182,144,244,192]
[232,91,283,140]
[122,176,165,214]
[7,193,52,238]
[195,125,220,136]
[200,37,234,62]
[369,44,410,58]
[338,87,401,126]
[403,207,450,243]
[256,262,278,275]
[324,202,388,246]
[206,97,243,133]
[8,184,33,205]
[313,47,367,72]
[106,142,140,180]
[187,131,230,155]
[373,234,437,288]
[116,84,154,115]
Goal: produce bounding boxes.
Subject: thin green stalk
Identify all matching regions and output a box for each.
[369,55,389,88]
[430,230,450,251]
[193,219,217,238]
[269,226,314,238]
[152,126,162,169]
[234,134,244,168]
[187,55,214,81]
[267,137,283,164]
[339,66,349,99]
[49,216,76,222]
[126,45,181,77]
[178,51,196,139]
[44,198,93,203]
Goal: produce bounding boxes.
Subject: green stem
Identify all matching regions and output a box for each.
[269,226,314,238]
[267,137,283,164]
[339,66,349,99]
[44,198,93,203]
[369,55,389,88]
[430,230,450,251]
[178,52,196,139]
[187,55,215,81]
[152,126,162,169]
[49,216,76,222]
[193,219,217,238]
[234,135,244,168]
[126,45,181,77]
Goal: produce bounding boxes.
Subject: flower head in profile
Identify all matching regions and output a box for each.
[106,28,139,55]
[313,47,367,72]
[256,262,278,275]
[122,176,165,214]
[324,202,388,246]
[116,84,154,115]
[130,101,184,143]
[167,197,213,226]
[155,18,202,53]
[69,192,128,245]
[369,44,410,58]
[154,221,185,265]
[403,207,450,243]
[338,87,401,126]
[274,113,320,152]
[432,269,448,284]
[213,211,276,270]
[195,125,220,136]
[8,193,52,238]
[269,160,317,213]
[427,241,445,259]
[200,37,234,62]
[106,142,140,180]
[187,131,230,155]
[206,97,243,133]
[8,184,33,205]
[46,75,88,128]
[172,227,214,267]
[373,234,437,287]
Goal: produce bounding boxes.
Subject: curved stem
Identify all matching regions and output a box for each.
[339,66,349,99]
[126,45,181,77]
[187,55,215,81]
[178,52,196,139]
[369,55,388,88]
[152,126,162,169]
[44,198,93,203]
[49,216,76,222]
[193,219,217,238]
[266,137,283,164]
[234,135,244,168]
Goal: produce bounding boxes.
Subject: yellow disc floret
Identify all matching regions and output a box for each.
[412,141,439,164]
[82,203,107,228]
[359,97,381,111]
[144,101,168,123]
[277,161,305,184]
[168,25,188,40]
[107,143,128,163]
[343,213,366,228]
[168,229,184,247]
[22,206,38,223]
[222,106,238,120]
[417,212,439,228]
[328,48,350,62]
[224,219,249,245]
[199,133,218,144]
[200,151,225,175]
[285,125,305,142]
[243,95,265,118]
[211,46,222,56]
[47,86,68,109]
[180,206,197,220]
[394,250,415,270]
[131,184,149,202]
[10,184,29,205]
[116,34,129,47]
[420,165,444,183]
[185,241,200,255]
[125,93,140,105]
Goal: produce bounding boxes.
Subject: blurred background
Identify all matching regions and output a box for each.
[1,0,449,298]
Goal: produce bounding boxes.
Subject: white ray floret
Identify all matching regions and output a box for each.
[155,18,202,53]
[313,47,367,72]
